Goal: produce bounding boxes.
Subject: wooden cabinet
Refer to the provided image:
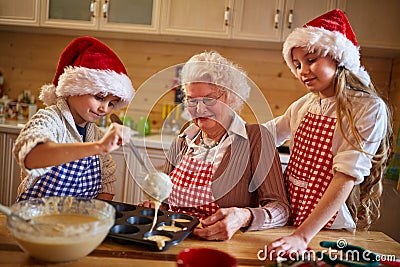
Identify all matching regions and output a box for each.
[232,0,336,42]
[0,131,22,206]
[40,0,160,34]
[160,0,335,42]
[160,0,231,38]
[337,0,400,50]
[1,1,398,53]
[231,0,283,41]
[109,147,136,204]
[0,0,40,26]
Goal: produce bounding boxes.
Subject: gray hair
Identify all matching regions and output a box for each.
[180,51,250,112]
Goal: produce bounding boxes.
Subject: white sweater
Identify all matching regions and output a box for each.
[13,98,116,197]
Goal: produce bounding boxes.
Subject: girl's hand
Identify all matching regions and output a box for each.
[192,207,252,240]
[267,234,308,260]
[98,123,131,153]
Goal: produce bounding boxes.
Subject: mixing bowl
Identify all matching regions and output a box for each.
[7,196,115,263]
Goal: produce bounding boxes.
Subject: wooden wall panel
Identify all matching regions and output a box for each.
[0,31,395,131]
[389,57,400,133]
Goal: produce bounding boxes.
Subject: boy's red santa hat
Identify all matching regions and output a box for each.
[39,36,135,109]
[283,9,370,86]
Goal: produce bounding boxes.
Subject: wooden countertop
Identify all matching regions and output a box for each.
[1,214,399,266]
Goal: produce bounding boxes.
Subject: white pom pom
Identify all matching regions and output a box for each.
[39,84,57,106]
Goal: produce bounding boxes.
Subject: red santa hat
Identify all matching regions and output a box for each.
[282,9,370,86]
[39,36,135,109]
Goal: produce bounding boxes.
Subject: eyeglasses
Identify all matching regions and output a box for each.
[184,92,225,108]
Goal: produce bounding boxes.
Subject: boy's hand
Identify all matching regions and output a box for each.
[98,123,131,153]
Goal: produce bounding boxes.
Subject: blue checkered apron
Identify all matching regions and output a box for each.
[17,155,102,201]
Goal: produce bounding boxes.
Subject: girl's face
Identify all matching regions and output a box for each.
[185,83,230,133]
[67,94,120,127]
[292,47,337,98]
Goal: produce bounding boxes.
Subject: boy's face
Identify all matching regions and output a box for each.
[67,94,120,127]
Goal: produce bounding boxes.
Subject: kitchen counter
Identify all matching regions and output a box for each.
[0,119,25,134]
[0,214,399,266]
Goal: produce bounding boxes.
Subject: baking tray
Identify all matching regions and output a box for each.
[105,200,200,251]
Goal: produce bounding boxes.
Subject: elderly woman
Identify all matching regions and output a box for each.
[163,51,290,240]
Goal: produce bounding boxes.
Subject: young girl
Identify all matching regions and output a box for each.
[264,9,392,255]
[13,36,135,202]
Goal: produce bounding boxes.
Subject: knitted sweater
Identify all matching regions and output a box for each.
[13,98,116,197]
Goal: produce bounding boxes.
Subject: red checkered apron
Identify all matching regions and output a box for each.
[168,153,219,219]
[285,111,337,228]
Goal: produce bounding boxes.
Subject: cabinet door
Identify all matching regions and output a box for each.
[110,148,133,203]
[282,0,336,40]
[0,0,40,26]
[40,0,98,29]
[232,0,284,41]
[160,0,232,38]
[3,133,22,206]
[232,0,335,42]
[337,0,400,50]
[99,0,161,34]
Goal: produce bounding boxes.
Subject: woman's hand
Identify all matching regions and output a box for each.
[98,123,131,153]
[267,234,308,259]
[192,207,252,240]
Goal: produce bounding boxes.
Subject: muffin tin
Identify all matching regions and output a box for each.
[106,200,200,251]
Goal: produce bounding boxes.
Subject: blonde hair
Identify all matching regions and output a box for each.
[334,67,393,229]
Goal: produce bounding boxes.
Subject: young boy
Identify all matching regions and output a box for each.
[13,36,135,202]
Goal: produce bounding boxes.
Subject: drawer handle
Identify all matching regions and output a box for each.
[274,9,280,29]
[224,6,230,26]
[287,9,293,29]
[103,0,109,18]
[90,0,97,18]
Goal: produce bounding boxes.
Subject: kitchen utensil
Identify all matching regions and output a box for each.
[109,114,172,202]
[6,196,115,263]
[0,204,34,225]
[106,200,199,251]
[1,202,67,233]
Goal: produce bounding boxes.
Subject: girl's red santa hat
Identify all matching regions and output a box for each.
[39,36,135,109]
[282,9,370,86]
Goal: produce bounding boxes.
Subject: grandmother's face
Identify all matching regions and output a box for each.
[185,83,231,133]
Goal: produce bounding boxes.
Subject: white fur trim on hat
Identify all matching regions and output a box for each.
[283,26,370,86]
[39,66,135,109]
